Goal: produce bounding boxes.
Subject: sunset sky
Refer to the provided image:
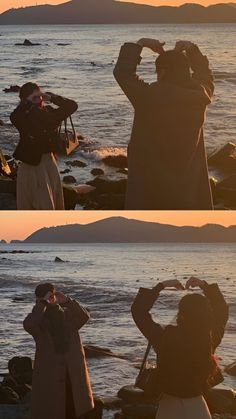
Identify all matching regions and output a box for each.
[1,211,236,241]
[0,0,225,14]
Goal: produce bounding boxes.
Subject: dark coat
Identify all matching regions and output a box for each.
[10,95,78,166]
[23,299,94,419]
[114,43,214,210]
[131,282,229,398]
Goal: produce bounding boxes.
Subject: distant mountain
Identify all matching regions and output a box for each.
[24,217,236,243]
[1,0,236,24]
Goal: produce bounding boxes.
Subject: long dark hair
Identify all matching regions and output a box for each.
[177,293,218,387]
[155,50,191,87]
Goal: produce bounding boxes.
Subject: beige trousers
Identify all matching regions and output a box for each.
[17,153,65,210]
[156,394,211,419]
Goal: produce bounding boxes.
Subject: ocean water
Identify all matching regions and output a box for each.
[0,24,236,183]
[0,242,236,403]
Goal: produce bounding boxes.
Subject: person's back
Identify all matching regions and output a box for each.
[114,39,214,210]
[131,277,229,419]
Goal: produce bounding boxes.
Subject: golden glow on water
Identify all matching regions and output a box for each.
[0,211,236,241]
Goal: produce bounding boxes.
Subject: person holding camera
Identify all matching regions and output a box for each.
[23,283,94,419]
[10,82,78,210]
[114,39,214,210]
[131,277,228,419]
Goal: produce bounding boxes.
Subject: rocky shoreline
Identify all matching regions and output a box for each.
[1,142,236,210]
[1,355,236,419]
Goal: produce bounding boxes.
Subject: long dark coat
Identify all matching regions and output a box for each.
[23,299,94,419]
[114,43,214,210]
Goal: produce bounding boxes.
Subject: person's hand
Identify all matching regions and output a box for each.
[161,279,185,290]
[41,291,55,304]
[55,291,69,305]
[137,38,165,54]
[185,276,206,290]
[42,93,52,102]
[174,40,194,53]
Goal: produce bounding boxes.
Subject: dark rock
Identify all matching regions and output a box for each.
[0,180,16,194]
[0,385,20,404]
[63,175,77,184]
[205,388,236,414]
[63,186,79,210]
[100,397,123,410]
[83,397,103,419]
[2,375,31,400]
[60,169,71,174]
[117,385,147,404]
[208,142,236,173]
[66,160,87,168]
[0,120,4,126]
[55,256,65,263]
[0,193,17,210]
[15,39,41,46]
[102,155,128,169]
[8,357,33,386]
[91,168,104,176]
[215,175,236,206]
[94,193,125,210]
[87,177,126,195]
[12,297,24,302]
[57,43,70,46]
[117,168,128,175]
[3,85,20,94]
[225,361,236,377]
[122,403,157,418]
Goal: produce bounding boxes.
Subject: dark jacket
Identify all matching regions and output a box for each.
[114,43,214,210]
[10,95,78,166]
[131,282,229,398]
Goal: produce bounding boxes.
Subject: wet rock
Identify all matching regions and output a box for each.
[0,180,16,194]
[102,155,128,169]
[225,361,236,377]
[117,386,147,404]
[3,85,20,93]
[84,397,103,419]
[0,385,20,404]
[55,257,65,263]
[94,193,125,210]
[63,186,79,210]
[215,175,236,207]
[91,168,104,176]
[208,142,236,173]
[8,357,33,386]
[65,160,87,168]
[15,39,41,46]
[0,193,17,210]
[87,177,126,195]
[62,175,76,184]
[12,297,24,303]
[0,403,30,418]
[60,169,71,175]
[117,168,128,175]
[100,397,123,410]
[205,388,236,414]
